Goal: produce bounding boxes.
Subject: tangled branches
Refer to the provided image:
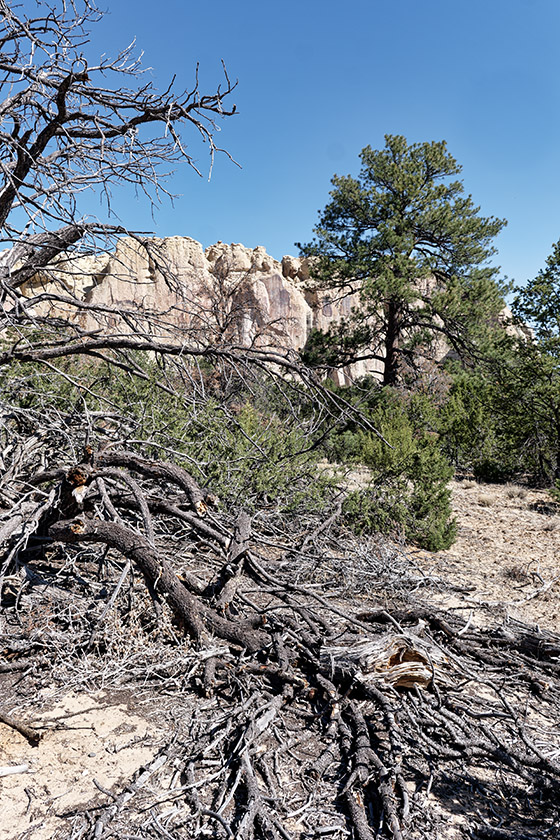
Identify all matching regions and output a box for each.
[1,431,560,840]
[0,0,237,364]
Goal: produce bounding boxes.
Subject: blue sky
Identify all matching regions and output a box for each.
[81,1,560,287]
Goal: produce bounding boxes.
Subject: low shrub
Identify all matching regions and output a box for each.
[1,356,336,517]
[330,388,456,551]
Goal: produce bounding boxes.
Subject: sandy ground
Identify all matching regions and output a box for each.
[411,479,560,632]
[0,690,161,840]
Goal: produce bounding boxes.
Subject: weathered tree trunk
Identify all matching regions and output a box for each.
[49,517,269,652]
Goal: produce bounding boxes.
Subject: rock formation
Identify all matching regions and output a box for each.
[22,234,524,383]
[22,236,384,383]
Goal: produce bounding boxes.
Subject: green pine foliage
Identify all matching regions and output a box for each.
[436,367,517,482]
[432,238,560,488]
[299,135,507,386]
[296,142,560,520]
[326,386,456,551]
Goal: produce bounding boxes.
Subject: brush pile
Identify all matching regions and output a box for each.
[1,427,559,840]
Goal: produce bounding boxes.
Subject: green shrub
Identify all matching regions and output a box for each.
[3,356,457,549]
[1,356,335,517]
[437,359,553,485]
[337,390,456,551]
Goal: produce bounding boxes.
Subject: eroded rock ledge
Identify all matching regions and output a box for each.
[23,236,383,383]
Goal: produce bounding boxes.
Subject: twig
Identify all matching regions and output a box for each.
[0,710,42,744]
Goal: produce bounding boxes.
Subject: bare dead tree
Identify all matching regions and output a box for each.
[0,0,373,426]
[0,0,236,327]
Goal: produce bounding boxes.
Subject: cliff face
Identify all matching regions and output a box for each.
[23,235,524,382]
[23,236,384,383]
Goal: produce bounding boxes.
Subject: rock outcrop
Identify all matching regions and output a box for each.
[25,235,523,383]
[23,236,384,383]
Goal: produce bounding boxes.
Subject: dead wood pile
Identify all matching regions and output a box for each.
[1,443,560,840]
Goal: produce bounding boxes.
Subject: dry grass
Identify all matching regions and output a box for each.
[477,493,494,507]
[505,484,528,500]
[502,564,531,582]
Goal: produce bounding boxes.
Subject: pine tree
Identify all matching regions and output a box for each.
[299,135,507,385]
[513,239,560,354]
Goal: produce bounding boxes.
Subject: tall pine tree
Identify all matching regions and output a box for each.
[299,135,507,385]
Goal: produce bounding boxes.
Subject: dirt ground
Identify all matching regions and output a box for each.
[412,479,560,633]
[0,689,164,840]
[1,478,559,839]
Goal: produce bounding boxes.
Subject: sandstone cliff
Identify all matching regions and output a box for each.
[23,236,384,383]
[24,235,522,383]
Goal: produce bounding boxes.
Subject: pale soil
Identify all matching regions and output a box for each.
[411,479,560,633]
[1,479,559,838]
[0,690,163,840]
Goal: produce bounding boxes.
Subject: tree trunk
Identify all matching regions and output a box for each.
[383,298,402,387]
[49,517,269,652]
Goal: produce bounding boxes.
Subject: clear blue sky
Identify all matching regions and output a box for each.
[82,0,560,287]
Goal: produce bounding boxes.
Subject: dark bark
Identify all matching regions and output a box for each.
[97,451,207,513]
[49,517,269,652]
[383,298,402,387]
